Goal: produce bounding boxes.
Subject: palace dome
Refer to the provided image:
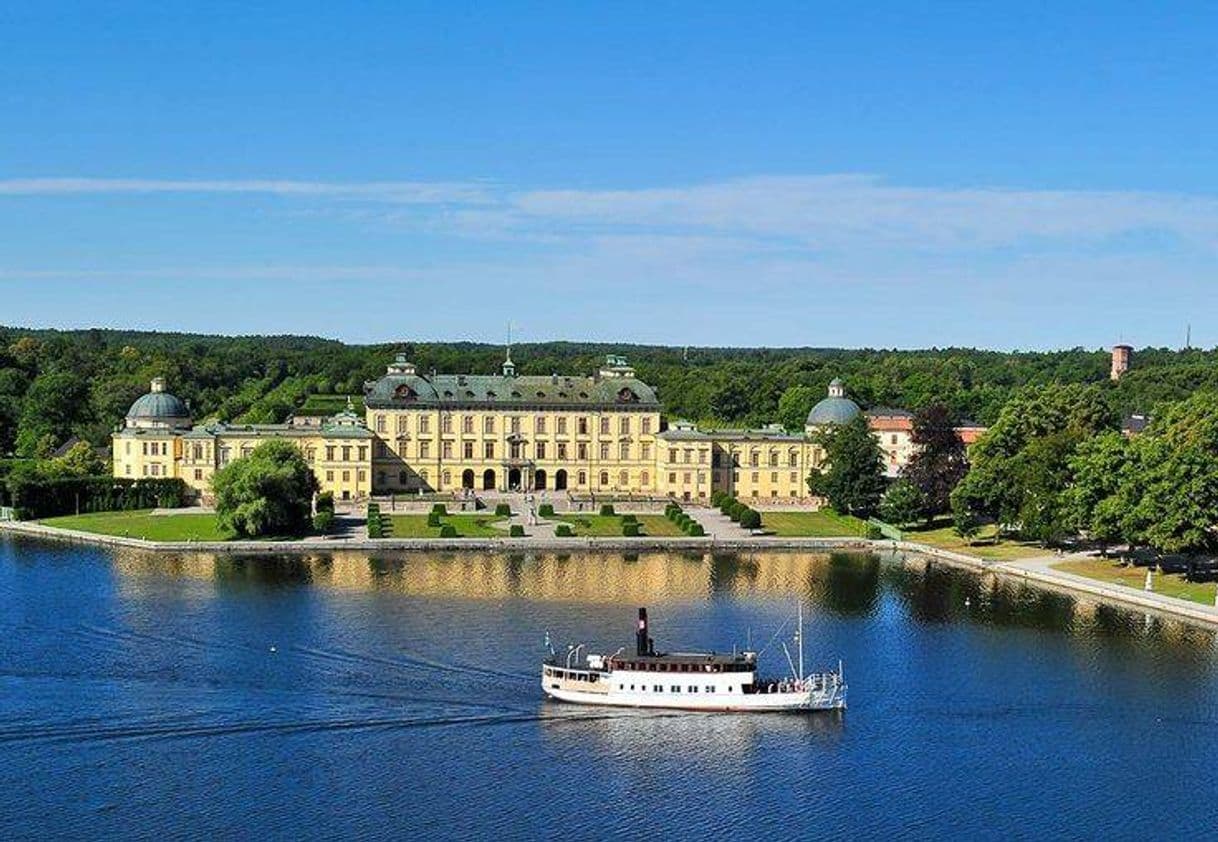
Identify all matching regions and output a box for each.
[126,378,191,427]
[805,378,861,427]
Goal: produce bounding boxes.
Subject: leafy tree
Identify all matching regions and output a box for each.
[1064,431,1133,552]
[951,495,983,544]
[808,415,887,517]
[902,403,967,517]
[15,371,90,456]
[878,479,926,527]
[54,440,107,477]
[777,384,817,432]
[212,439,319,538]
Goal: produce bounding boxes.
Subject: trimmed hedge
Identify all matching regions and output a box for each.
[621,513,637,524]
[316,491,335,514]
[7,476,190,520]
[685,522,705,537]
[368,518,384,538]
[622,522,641,537]
[495,503,511,516]
[555,523,573,537]
[739,509,762,530]
[426,511,441,527]
[509,524,525,537]
[599,504,615,516]
[431,503,447,515]
[312,509,335,532]
[440,524,458,538]
[538,503,554,517]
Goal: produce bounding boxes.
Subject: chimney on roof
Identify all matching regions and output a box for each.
[387,353,416,376]
[150,377,166,393]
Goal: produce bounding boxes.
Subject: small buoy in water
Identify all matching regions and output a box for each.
[964,598,971,608]
[269,646,277,653]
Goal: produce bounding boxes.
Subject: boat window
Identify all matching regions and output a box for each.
[689,686,698,693]
[670,686,680,693]
[705,685,714,693]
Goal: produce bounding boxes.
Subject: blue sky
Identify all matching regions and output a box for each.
[1,1,1214,349]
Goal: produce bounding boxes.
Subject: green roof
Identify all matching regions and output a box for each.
[364,372,660,410]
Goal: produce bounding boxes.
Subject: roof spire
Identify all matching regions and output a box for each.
[503,321,516,376]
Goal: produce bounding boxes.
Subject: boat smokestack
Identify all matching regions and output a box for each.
[636,607,653,656]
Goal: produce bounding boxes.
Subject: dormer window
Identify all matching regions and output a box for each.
[616,387,639,403]
[393,384,417,401]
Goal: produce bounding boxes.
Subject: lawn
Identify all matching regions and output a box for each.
[761,510,866,537]
[634,515,687,537]
[554,514,631,536]
[41,510,230,542]
[387,514,508,538]
[903,522,1044,561]
[1054,558,1217,605]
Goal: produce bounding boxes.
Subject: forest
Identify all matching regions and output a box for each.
[1,324,1215,458]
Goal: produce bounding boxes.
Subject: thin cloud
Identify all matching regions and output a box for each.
[0,177,494,204]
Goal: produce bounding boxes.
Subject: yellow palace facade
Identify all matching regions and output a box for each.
[112,354,868,503]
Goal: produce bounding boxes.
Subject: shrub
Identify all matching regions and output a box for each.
[316,492,335,514]
[865,523,884,540]
[367,503,380,518]
[538,503,554,517]
[312,509,335,533]
[739,508,762,530]
[555,523,574,537]
[431,503,447,515]
[509,524,525,537]
[622,522,641,537]
[426,511,441,527]
[727,502,746,522]
[621,513,637,524]
[495,503,511,516]
[367,518,383,538]
[439,524,458,538]
[213,440,320,538]
[599,504,615,516]
[685,522,705,537]
[665,504,681,520]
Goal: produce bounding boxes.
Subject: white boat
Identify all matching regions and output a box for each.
[541,607,846,713]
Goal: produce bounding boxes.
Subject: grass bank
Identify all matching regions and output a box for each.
[902,522,1043,561]
[388,514,507,538]
[40,510,230,542]
[1054,557,1217,605]
[761,510,866,537]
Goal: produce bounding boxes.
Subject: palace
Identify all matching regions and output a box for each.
[112,352,985,503]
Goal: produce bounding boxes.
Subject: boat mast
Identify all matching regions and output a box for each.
[797,602,804,681]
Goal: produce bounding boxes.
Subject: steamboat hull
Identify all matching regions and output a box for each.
[542,682,845,712]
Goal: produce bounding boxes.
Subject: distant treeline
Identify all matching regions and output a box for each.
[1,325,1215,457]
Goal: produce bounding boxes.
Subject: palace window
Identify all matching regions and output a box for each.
[358,446,367,461]
[789,450,799,467]
[419,441,430,458]
[668,449,677,462]
[536,416,546,433]
[510,416,521,434]
[598,471,608,486]
[484,417,495,434]
[462,415,474,434]
[578,418,589,435]
[684,472,691,484]
[684,449,692,464]
[510,442,523,459]
[442,470,450,486]
[641,471,649,486]
[669,472,676,484]
[464,441,474,459]
[578,443,588,460]
[194,469,203,481]
[397,416,408,434]
[599,443,610,460]
[641,443,651,460]
[441,415,452,434]
[771,471,778,482]
[342,446,351,462]
[418,416,430,434]
[484,441,495,459]
[326,446,336,461]
[599,417,610,435]
[750,452,760,468]
[557,417,567,434]
[619,442,630,460]
[642,417,652,434]
[619,470,629,487]
[619,417,630,434]
[398,442,408,458]
[376,415,386,433]
[770,451,779,467]
[557,442,568,459]
[358,469,366,482]
[325,470,334,481]
[442,441,453,459]
[536,442,546,459]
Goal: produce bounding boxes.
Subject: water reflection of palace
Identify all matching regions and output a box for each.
[107,547,1218,647]
[110,549,883,604]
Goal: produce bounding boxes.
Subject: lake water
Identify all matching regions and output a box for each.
[2,535,1218,840]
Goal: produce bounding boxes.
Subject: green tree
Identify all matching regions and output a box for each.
[54,440,107,477]
[776,384,817,432]
[950,493,983,544]
[212,439,319,538]
[808,415,887,517]
[902,403,968,517]
[1064,431,1133,552]
[878,479,926,527]
[15,371,90,456]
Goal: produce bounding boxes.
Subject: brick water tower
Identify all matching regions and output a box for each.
[1110,344,1132,380]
